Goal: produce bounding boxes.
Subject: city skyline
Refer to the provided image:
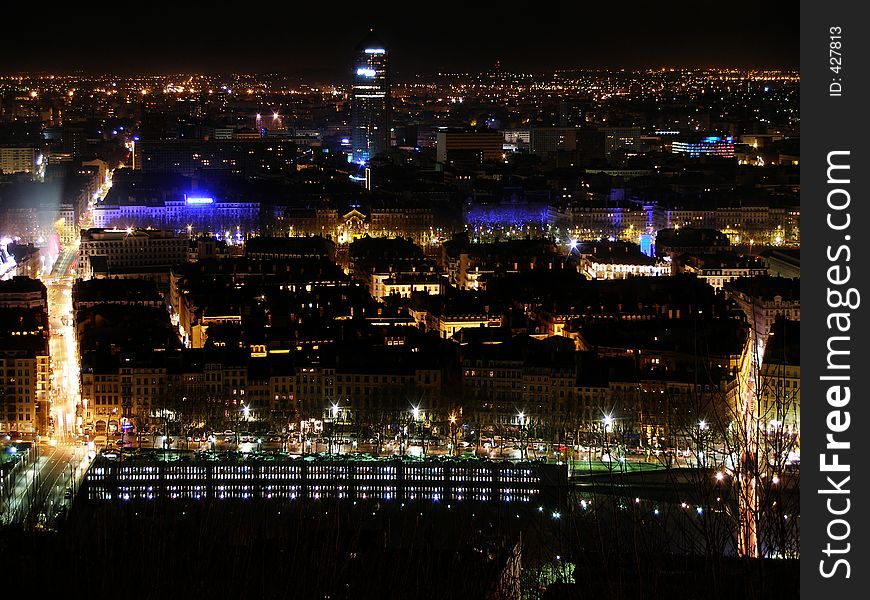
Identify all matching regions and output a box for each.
[0,4,798,76]
[1,7,802,596]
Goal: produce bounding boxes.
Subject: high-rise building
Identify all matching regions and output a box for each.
[528,127,605,161]
[138,138,295,176]
[0,146,39,175]
[601,126,642,157]
[558,101,585,127]
[436,129,503,165]
[62,126,87,157]
[670,134,735,158]
[351,31,390,165]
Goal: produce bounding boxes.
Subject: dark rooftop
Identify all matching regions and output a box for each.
[724,275,800,301]
[73,278,162,305]
[0,276,46,295]
[579,316,748,358]
[245,235,335,258]
[763,317,799,365]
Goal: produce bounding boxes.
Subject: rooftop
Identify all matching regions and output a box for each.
[0,276,46,295]
[724,275,800,301]
[73,278,162,304]
[763,317,800,365]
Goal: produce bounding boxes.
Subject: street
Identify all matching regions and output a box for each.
[1,441,89,529]
[42,167,106,438]
[0,170,109,529]
[45,274,78,439]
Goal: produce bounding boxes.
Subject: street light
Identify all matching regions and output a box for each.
[698,419,708,467]
[602,415,613,461]
[410,405,422,455]
[448,413,458,457]
[330,404,340,454]
[518,411,527,460]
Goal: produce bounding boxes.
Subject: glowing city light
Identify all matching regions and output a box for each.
[185,197,214,205]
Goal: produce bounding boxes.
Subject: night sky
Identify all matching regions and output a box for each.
[1,3,798,77]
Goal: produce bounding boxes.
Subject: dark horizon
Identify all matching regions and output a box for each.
[0,3,798,77]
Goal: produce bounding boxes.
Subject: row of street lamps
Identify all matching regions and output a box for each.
[148,399,716,465]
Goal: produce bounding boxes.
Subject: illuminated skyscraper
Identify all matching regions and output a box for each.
[351,30,390,165]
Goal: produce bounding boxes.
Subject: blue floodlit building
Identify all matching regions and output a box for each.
[639,233,654,257]
[464,201,550,234]
[92,194,260,235]
[351,31,390,165]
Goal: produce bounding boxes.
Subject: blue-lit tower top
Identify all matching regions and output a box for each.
[351,30,390,165]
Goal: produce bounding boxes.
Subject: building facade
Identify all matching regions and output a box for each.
[91,196,260,235]
[671,135,735,158]
[79,228,189,279]
[351,32,390,165]
[0,146,39,175]
[436,129,503,165]
[0,309,50,433]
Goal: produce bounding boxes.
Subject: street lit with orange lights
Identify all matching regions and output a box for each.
[0,171,112,527]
